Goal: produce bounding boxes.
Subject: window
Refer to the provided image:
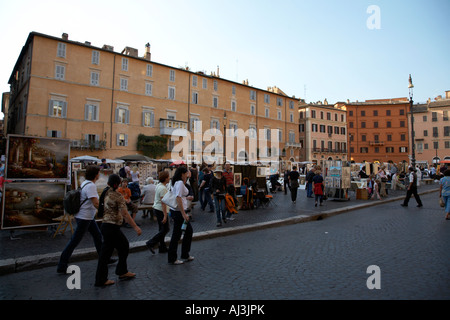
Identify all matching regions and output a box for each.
[146,64,153,77]
[400,109,405,115]
[400,147,408,153]
[55,64,65,80]
[311,110,316,118]
[311,123,318,132]
[120,78,128,91]
[360,147,369,153]
[432,112,438,122]
[142,110,155,127]
[213,96,219,108]
[277,97,283,106]
[400,120,405,127]
[170,70,175,82]
[92,51,100,65]
[373,110,378,116]
[326,112,331,120]
[424,130,428,136]
[90,71,99,86]
[320,125,325,133]
[250,90,256,101]
[444,111,449,121]
[202,78,207,89]
[48,100,67,118]
[115,106,129,124]
[386,110,391,116]
[145,82,153,96]
[433,127,438,137]
[250,104,255,115]
[361,110,366,116]
[168,86,176,100]
[122,58,128,71]
[386,147,394,153]
[117,133,128,146]
[289,101,294,109]
[349,122,354,128]
[386,121,391,128]
[400,134,406,141]
[277,109,282,120]
[289,131,295,143]
[265,108,269,118]
[444,126,450,137]
[374,121,378,128]
[192,75,197,87]
[361,135,366,142]
[213,80,218,91]
[361,121,366,128]
[85,104,98,121]
[47,130,62,138]
[299,124,305,132]
[387,134,392,141]
[232,85,236,95]
[423,115,427,122]
[231,100,236,112]
[264,94,270,103]
[290,112,294,123]
[192,92,198,104]
[210,119,220,133]
[190,117,201,132]
[57,43,66,58]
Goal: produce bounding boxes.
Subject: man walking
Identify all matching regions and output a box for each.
[401,167,423,208]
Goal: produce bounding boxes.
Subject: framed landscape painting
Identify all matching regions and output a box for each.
[6,135,70,180]
[1,182,66,229]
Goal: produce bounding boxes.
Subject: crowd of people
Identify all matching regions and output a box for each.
[55,159,449,287]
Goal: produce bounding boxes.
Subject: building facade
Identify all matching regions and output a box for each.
[346,99,410,164]
[298,101,348,167]
[412,92,450,166]
[7,32,300,164]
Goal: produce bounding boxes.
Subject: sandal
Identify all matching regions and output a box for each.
[95,279,115,287]
[119,272,136,280]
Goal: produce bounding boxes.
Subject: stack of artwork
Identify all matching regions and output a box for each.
[1,135,70,229]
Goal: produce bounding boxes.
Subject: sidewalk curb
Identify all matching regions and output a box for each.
[0,188,439,275]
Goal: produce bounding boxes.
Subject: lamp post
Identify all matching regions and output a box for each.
[408,74,416,169]
[223,111,227,163]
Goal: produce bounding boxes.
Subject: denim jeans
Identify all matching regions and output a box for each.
[57,218,102,272]
[214,195,225,223]
[444,195,450,213]
[146,208,169,251]
[306,182,313,197]
[201,188,214,211]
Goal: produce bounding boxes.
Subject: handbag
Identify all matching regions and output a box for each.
[161,187,178,210]
[440,197,445,208]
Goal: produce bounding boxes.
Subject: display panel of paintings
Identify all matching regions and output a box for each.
[74,169,113,195]
[234,173,242,187]
[1,182,66,229]
[6,134,70,180]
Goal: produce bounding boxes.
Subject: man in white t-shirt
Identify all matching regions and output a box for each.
[57,165,106,273]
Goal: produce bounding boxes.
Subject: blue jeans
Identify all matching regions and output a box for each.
[214,195,225,223]
[57,218,102,272]
[306,182,313,197]
[201,188,214,211]
[444,195,450,214]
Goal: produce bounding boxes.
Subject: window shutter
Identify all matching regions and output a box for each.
[150,112,154,127]
[116,134,120,146]
[125,110,130,124]
[85,105,89,120]
[48,100,54,116]
[124,134,128,146]
[62,102,67,118]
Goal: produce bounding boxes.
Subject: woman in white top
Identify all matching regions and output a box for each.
[167,166,194,265]
[130,166,140,183]
[146,171,170,254]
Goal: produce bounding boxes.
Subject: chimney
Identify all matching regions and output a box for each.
[446,90,450,99]
[62,33,68,40]
[217,65,220,78]
[145,43,151,61]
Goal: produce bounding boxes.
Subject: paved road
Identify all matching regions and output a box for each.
[1,191,448,302]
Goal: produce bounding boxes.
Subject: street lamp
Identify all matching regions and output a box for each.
[223,111,227,163]
[408,74,415,169]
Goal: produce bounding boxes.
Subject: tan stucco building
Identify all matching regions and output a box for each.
[7,32,300,164]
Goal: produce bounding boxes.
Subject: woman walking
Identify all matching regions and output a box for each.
[94,174,142,287]
[312,170,324,207]
[168,166,194,265]
[439,169,450,220]
[146,171,171,253]
[211,167,227,226]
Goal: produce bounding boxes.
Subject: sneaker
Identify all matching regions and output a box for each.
[183,256,194,262]
[170,260,184,265]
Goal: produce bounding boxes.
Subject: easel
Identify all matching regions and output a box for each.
[52,214,74,238]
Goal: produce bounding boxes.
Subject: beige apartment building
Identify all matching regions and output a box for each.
[7,32,300,164]
[298,101,348,167]
[411,91,450,167]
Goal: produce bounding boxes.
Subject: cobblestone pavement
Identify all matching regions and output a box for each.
[1,190,449,301]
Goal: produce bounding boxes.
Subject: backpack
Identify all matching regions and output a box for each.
[119,167,127,178]
[128,182,141,201]
[63,182,92,215]
[97,186,110,218]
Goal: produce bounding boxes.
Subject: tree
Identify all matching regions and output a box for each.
[137,134,167,159]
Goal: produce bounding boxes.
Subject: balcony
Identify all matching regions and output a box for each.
[159,118,188,137]
[71,139,107,151]
[285,142,302,148]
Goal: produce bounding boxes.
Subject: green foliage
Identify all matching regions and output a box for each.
[137,134,168,158]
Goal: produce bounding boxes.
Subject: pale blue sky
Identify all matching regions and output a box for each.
[0,0,449,117]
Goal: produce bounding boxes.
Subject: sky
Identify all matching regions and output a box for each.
[0,0,449,120]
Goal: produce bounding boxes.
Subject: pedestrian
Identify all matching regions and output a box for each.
[305,167,316,198]
[377,165,388,197]
[146,171,171,253]
[117,178,139,223]
[168,166,194,265]
[211,167,227,226]
[288,166,300,203]
[94,174,142,287]
[99,158,110,169]
[283,169,290,195]
[312,170,324,206]
[140,177,156,218]
[370,179,382,200]
[130,166,140,183]
[439,169,450,220]
[57,165,104,273]
[401,167,423,207]
[199,167,214,212]
[189,164,199,202]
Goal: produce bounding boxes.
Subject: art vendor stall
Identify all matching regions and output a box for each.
[1,134,71,230]
[323,160,351,201]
